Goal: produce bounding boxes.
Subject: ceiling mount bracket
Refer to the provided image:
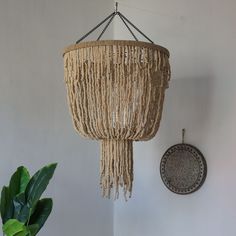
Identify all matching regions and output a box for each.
[76,2,154,44]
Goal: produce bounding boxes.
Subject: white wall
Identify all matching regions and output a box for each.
[1,1,236,236]
[0,0,113,235]
[114,1,236,236]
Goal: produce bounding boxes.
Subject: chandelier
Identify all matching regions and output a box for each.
[63,3,171,199]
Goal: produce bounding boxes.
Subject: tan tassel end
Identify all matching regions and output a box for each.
[100,139,133,200]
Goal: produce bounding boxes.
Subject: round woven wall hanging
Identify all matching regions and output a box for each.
[160,130,207,194]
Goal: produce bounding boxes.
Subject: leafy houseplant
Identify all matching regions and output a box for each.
[0,163,57,236]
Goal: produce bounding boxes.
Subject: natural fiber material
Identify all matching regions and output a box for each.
[100,139,133,199]
[63,40,170,199]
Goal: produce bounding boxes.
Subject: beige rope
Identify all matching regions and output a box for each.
[63,40,171,199]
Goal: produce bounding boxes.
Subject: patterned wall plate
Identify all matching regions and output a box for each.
[160,143,207,194]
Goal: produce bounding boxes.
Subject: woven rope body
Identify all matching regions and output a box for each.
[63,40,171,199]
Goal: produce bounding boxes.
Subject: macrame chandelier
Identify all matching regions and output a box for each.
[63,3,171,199]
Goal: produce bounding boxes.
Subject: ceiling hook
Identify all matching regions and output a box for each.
[115,2,119,14]
[182,128,185,144]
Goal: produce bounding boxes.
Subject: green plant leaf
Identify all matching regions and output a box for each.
[2,219,28,236]
[0,167,30,224]
[13,193,30,223]
[29,198,52,233]
[14,232,30,236]
[13,193,25,217]
[1,164,57,235]
[0,186,8,219]
[26,224,39,236]
[1,186,9,221]
[25,163,57,208]
[0,186,14,224]
[9,167,30,198]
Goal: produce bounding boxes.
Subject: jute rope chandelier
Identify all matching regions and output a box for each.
[63,3,171,199]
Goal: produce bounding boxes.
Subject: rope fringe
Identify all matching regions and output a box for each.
[63,40,170,199]
[100,140,133,200]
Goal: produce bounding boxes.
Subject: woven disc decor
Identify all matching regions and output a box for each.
[160,144,207,194]
[63,40,171,199]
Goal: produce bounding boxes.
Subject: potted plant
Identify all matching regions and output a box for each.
[0,163,57,236]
